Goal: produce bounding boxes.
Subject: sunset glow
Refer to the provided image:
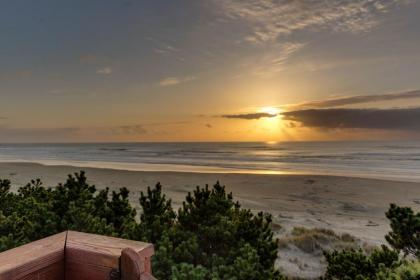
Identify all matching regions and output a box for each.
[0,1,419,142]
[260,107,281,116]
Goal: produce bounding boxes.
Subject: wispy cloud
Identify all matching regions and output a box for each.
[287,90,420,110]
[96,67,113,75]
[158,76,196,87]
[246,42,305,77]
[221,112,277,120]
[154,44,180,55]
[282,107,420,130]
[216,0,411,43]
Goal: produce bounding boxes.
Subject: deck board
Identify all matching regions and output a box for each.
[0,232,66,280]
[0,231,155,280]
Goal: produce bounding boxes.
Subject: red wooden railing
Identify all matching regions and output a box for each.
[0,231,156,280]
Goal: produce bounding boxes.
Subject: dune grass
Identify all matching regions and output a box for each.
[278,227,358,255]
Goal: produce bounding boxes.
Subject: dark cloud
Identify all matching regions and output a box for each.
[221,112,277,120]
[291,90,420,109]
[282,108,420,130]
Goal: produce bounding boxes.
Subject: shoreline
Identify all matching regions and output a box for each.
[0,159,419,183]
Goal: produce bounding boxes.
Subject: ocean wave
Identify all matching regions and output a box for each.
[0,141,420,181]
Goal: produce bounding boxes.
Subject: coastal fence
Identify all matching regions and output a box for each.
[0,231,156,280]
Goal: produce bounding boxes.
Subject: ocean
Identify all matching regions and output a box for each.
[0,141,419,182]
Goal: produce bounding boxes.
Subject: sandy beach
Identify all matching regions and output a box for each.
[1,162,419,277]
[2,161,419,241]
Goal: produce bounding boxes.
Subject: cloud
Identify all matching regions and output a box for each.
[221,90,420,125]
[216,0,411,43]
[0,126,82,142]
[0,122,192,142]
[281,107,420,130]
[147,36,179,54]
[246,42,305,77]
[221,112,277,120]
[289,90,420,110]
[154,45,180,55]
[96,67,112,75]
[110,125,147,135]
[0,124,149,142]
[158,76,196,87]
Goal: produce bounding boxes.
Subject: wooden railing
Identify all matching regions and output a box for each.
[0,231,156,280]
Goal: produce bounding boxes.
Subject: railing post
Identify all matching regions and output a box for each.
[65,231,155,280]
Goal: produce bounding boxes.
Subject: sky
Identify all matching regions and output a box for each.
[1,0,420,142]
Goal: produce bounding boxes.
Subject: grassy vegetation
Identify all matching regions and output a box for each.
[278,227,358,255]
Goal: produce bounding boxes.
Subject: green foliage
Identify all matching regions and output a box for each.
[4,172,418,280]
[137,182,283,280]
[323,245,399,280]
[0,171,137,250]
[0,173,283,280]
[385,204,420,258]
[0,179,16,215]
[171,263,208,280]
[376,261,420,280]
[323,203,420,279]
[324,248,374,280]
[134,183,176,244]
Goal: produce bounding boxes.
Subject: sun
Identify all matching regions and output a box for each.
[257,106,283,139]
[260,106,281,116]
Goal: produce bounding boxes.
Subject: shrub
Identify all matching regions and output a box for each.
[0,173,283,280]
[136,182,283,279]
[376,261,420,280]
[323,245,399,280]
[323,203,420,279]
[386,204,420,258]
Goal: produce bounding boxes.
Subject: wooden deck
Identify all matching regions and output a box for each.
[0,231,156,280]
